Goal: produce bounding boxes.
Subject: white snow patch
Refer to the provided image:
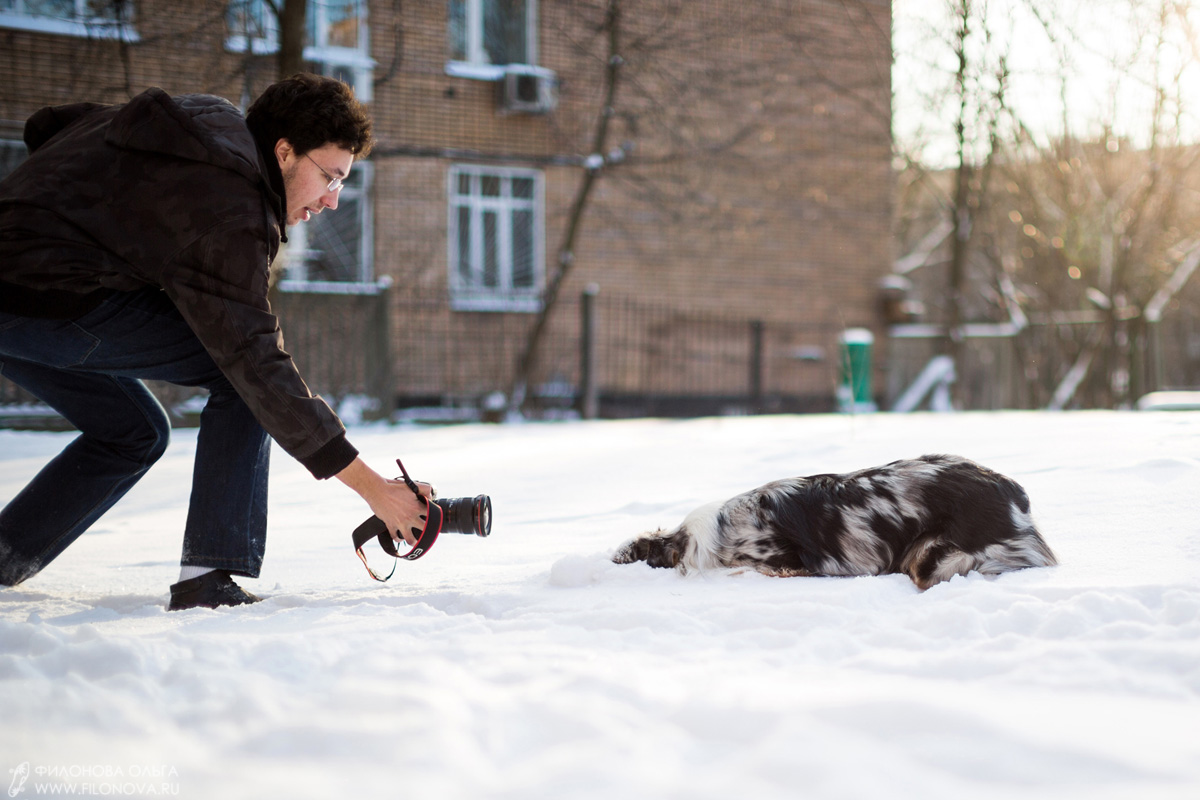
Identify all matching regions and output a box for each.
[2,411,1199,799]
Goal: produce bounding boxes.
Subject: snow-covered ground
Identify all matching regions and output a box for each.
[2,410,1198,800]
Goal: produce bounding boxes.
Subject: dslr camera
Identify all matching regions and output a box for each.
[350,460,491,581]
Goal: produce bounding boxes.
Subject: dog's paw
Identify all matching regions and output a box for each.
[611,538,649,564]
[611,532,684,569]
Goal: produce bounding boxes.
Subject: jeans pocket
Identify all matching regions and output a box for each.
[60,323,103,367]
[0,317,101,368]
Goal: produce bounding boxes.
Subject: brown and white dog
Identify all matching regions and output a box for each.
[612,455,1056,589]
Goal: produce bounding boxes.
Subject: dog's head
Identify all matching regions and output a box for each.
[612,529,690,569]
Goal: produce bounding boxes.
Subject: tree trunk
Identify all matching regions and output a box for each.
[508,0,622,414]
[946,2,972,410]
[279,0,307,79]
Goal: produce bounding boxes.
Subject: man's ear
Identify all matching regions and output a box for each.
[273,138,294,167]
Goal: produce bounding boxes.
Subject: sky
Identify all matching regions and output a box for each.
[892,0,1200,165]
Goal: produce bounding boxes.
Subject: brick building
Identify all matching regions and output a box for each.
[0,0,893,418]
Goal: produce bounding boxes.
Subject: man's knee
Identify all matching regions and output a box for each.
[101,401,171,469]
[135,404,172,466]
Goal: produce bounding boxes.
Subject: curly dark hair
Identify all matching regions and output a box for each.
[246,73,374,158]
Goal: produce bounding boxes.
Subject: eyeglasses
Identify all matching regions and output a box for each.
[304,153,345,193]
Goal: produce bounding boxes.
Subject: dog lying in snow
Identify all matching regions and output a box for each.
[612,455,1056,590]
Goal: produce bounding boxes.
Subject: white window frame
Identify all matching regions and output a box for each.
[278,160,377,293]
[225,0,375,99]
[225,0,277,55]
[0,0,138,41]
[448,164,545,313]
[446,0,539,81]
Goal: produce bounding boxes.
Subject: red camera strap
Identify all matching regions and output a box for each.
[350,460,443,582]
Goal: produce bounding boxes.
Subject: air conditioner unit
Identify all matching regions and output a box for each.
[498,65,558,115]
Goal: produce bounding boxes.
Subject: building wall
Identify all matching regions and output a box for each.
[370,0,894,405]
[0,2,262,121]
[0,0,893,409]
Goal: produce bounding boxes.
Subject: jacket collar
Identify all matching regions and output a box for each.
[252,135,288,243]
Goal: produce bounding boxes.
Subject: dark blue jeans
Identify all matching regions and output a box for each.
[0,288,270,585]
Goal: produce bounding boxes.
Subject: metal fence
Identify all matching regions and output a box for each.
[591,295,844,416]
[271,285,393,417]
[2,289,840,428]
[274,289,847,419]
[8,290,1197,426]
[886,312,1200,410]
[275,289,847,419]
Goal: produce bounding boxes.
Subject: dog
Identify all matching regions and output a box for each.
[612,454,1056,589]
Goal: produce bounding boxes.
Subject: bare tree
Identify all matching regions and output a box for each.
[1003,0,1200,407]
[276,0,309,79]
[892,0,1017,407]
[894,0,1200,409]
[508,0,623,412]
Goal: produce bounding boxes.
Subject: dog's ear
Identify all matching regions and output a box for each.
[663,540,683,568]
[644,532,686,569]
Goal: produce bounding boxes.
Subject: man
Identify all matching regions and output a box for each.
[0,74,431,609]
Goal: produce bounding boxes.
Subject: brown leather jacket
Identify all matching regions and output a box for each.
[0,88,357,478]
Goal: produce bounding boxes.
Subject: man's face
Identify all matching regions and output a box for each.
[275,140,355,226]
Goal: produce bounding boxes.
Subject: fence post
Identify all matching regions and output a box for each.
[580,284,600,419]
[750,320,765,413]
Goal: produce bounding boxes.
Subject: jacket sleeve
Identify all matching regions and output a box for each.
[160,216,359,479]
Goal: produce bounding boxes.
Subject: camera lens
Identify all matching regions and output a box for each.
[435,495,492,537]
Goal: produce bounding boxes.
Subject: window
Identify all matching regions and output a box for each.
[0,0,137,39]
[448,165,544,312]
[226,0,373,99]
[278,161,374,290]
[447,0,537,79]
[225,0,275,54]
[308,0,362,50]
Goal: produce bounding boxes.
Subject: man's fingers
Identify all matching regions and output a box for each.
[389,523,419,547]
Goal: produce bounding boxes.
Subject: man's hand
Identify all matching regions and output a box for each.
[335,457,434,546]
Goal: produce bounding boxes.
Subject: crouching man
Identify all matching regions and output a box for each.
[0,74,429,609]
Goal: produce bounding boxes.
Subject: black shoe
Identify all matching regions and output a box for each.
[168,570,262,611]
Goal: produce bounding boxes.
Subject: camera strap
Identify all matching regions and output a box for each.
[351,459,443,582]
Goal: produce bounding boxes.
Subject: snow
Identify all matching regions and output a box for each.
[2,410,1199,800]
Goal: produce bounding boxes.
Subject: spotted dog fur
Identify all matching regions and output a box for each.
[612,455,1057,589]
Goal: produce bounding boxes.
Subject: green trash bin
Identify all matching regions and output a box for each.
[837,328,877,413]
